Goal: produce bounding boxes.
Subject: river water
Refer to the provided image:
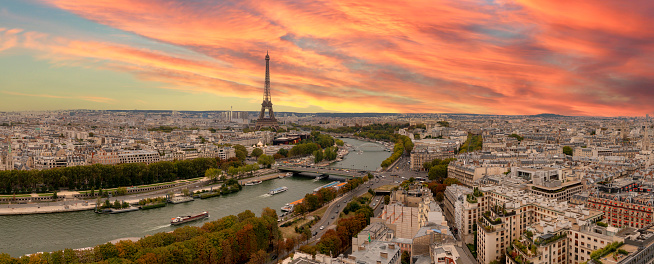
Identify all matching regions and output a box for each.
[0,138,389,257]
[330,137,390,171]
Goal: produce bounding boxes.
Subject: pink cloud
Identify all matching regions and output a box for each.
[9,0,653,115]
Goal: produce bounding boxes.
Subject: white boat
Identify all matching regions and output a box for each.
[281,203,294,212]
[244,180,262,186]
[269,186,288,195]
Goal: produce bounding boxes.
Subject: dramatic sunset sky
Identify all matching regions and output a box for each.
[0,0,653,116]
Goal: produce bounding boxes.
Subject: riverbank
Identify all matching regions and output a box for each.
[0,201,96,215]
[0,169,284,216]
[1,176,329,257]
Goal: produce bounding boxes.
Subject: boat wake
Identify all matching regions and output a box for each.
[146,224,170,232]
[260,194,271,198]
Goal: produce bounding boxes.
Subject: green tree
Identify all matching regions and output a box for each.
[251,148,264,158]
[95,242,119,260]
[228,166,239,176]
[62,248,79,263]
[562,146,573,156]
[277,148,289,157]
[234,145,248,161]
[423,161,432,170]
[401,250,410,264]
[384,195,390,205]
[313,150,324,163]
[428,165,448,180]
[443,178,459,186]
[257,155,274,168]
[508,133,524,141]
[52,191,58,200]
[116,187,127,196]
[205,168,222,182]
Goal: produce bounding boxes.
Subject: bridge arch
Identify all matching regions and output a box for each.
[357,143,386,151]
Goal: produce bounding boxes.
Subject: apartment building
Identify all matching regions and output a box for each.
[410,149,455,171]
[471,185,604,264]
[444,185,487,244]
[567,222,627,263]
[447,161,508,187]
[443,185,472,235]
[586,192,654,229]
[347,241,401,264]
[118,150,160,164]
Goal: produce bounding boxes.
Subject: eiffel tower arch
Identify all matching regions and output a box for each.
[255,51,279,130]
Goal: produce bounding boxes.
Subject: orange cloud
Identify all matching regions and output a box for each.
[7,0,653,115]
[2,91,115,103]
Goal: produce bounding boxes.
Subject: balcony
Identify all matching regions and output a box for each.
[491,204,516,217]
[506,245,534,264]
[482,211,502,225]
[533,232,567,246]
[477,219,496,232]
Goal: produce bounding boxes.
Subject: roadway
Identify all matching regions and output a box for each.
[307,175,395,243]
[376,155,429,182]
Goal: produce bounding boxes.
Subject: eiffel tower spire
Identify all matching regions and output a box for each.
[255,51,279,130]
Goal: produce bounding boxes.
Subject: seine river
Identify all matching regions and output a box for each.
[330,137,390,171]
[0,138,389,257]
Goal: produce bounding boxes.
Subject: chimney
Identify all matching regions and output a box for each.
[389,244,395,249]
[380,252,388,258]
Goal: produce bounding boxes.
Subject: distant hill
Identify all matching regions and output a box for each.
[530,113,568,118]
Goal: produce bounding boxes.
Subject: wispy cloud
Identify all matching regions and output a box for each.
[2,91,115,103]
[0,0,652,115]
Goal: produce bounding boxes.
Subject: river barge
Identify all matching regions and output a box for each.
[170,211,209,225]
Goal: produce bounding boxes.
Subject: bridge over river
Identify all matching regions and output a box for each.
[277,165,368,178]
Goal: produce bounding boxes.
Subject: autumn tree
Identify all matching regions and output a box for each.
[247,249,268,264]
[317,229,342,255]
[261,207,278,219]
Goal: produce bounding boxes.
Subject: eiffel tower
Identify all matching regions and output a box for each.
[255,51,279,130]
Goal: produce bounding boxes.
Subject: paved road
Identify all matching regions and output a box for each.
[307,176,395,242]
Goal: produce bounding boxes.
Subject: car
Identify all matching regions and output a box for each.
[331,216,335,219]
[320,226,324,230]
[375,199,379,202]
[372,203,376,206]
[337,204,340,207]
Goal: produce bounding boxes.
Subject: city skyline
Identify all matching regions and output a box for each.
[1,0,653,116]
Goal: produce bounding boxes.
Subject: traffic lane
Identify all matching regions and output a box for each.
[309,181,395,241]
[310,179,390,237]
